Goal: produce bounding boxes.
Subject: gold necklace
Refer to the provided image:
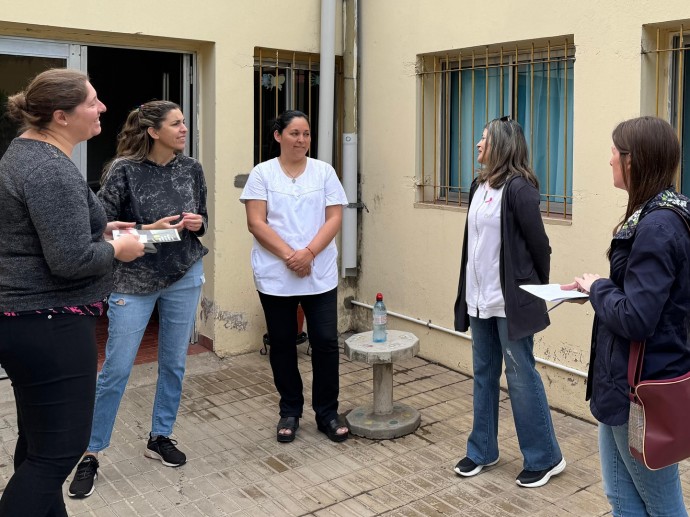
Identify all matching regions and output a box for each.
[279,159,306,183]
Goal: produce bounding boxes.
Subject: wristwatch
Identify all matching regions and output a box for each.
[134,224,143,230]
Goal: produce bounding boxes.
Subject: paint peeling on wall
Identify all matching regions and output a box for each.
[539,340,588,369]
[200,297,248,331]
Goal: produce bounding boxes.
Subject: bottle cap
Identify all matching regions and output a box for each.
[376,293,383,301]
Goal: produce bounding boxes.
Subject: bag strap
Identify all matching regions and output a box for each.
[626,206,690,403]
[628,340,645,402]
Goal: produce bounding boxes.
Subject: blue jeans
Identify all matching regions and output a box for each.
[599,422,687,516]
[467,316,562,471]
[88,260,204,451]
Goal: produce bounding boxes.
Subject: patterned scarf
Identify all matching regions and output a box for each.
[614,187,690,241]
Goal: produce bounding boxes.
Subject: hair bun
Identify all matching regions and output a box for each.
[5,92,28,123]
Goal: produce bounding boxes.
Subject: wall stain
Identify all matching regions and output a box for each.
[200,297,248,331]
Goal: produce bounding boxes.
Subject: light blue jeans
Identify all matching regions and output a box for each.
[599,422,687,516]
[467,316,562,471]
[87,260,204,451]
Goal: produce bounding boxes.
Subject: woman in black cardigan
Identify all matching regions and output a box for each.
[453,117,564,488]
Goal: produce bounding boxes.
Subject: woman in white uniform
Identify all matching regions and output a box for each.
[241,110,349,443]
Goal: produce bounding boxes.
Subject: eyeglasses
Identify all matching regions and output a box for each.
[499,115,512,122]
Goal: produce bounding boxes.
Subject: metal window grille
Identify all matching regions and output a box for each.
[647,26,690,194]
[417,39,575,218]
[254,47,344,171]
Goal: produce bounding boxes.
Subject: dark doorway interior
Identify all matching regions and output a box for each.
[88,47,187,354]
[86,47,184,190]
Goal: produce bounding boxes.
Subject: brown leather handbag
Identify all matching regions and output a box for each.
[627,340,690,470]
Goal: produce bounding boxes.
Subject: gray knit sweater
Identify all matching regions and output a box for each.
[0,138,115,312]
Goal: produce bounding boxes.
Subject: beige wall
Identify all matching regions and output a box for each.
[354,1,690,420]
[3,1,690,419]
[0,1,344,357]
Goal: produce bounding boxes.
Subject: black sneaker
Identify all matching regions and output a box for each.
[516,457,566,488]
[67,455,99,498]
[453,456,499,477]
[145,435,186,467]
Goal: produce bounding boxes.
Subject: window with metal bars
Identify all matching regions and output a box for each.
[253,47,343,169]
[647,26,690,195]
[417,39,575,218]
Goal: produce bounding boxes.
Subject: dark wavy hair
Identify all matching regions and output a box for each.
[477,117,539,189]
[101,100,181,182]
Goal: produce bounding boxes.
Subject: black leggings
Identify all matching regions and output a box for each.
[0,314,98,517]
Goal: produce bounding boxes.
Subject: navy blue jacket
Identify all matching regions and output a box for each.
[587,196,690,426]
[454,176,550,341]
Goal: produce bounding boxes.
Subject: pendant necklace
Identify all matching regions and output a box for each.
[280,159,305,183]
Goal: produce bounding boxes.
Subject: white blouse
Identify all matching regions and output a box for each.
[240,157,348,296]
[466,181,506,319]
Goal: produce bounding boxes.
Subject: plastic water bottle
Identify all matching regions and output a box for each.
[372,292,387,343]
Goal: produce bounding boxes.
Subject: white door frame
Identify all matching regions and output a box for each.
[1,36,198,173]
[0,37,87,177]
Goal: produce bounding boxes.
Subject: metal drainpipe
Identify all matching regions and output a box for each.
[318,0,336,163]
[350,300,588,378]
[341,0,358,277]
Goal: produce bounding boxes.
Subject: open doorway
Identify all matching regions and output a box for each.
[86,46,193,189]
[0,37,196,189]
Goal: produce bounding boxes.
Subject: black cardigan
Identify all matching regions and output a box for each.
[454,175,550,341]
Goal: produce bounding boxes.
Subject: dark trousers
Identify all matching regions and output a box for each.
[0,314,98,517]
[258,287,340,424]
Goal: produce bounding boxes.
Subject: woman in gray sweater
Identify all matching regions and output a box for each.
[0,68,143,517]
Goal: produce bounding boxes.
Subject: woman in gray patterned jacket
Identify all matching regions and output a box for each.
[68,101,208,499]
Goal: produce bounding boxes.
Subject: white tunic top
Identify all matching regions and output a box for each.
[465,181,506,319]
[240,157,348,296]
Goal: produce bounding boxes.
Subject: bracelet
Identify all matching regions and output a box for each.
[305,246,316,259]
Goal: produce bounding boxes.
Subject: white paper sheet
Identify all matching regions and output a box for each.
[519,283,589,302]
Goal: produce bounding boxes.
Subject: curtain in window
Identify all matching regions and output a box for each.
[516,60,574,204]
[447,67,508,194]
[446,60,573,205]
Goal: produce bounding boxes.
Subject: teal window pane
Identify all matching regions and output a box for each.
[682,47,690,196]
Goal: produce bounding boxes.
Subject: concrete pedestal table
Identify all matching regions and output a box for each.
[344,330,421,439]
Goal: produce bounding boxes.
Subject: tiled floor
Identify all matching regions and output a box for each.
[1,334,689,515]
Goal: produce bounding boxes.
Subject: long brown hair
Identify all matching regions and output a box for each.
[6,68,89,132]
[611,116,680,237]
[101,100,181,183]
[478,117,539,189]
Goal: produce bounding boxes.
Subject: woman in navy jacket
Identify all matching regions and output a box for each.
[453,117,564,488]
[566,117,690,516]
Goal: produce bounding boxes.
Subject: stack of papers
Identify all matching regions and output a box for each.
[112,228,180,254]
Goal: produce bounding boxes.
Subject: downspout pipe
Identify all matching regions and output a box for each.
[350,300,588,378]
[318,0,336,164]
[341,0,358,277]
